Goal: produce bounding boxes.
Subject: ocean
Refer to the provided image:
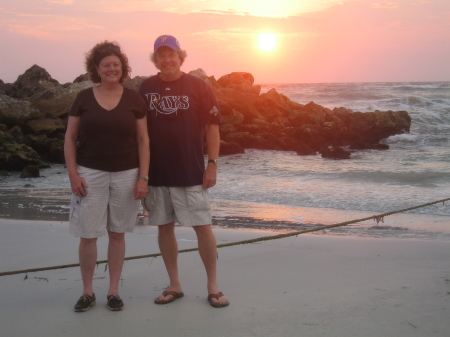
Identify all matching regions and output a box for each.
[1,82,449,240]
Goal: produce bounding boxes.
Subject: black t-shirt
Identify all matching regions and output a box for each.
[139,73,222,186]
[69,87,147,172]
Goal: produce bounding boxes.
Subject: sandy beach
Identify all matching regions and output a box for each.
[1,218,449,337]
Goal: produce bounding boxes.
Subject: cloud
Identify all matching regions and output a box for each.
[46,0,350,17]
[199,9,252,16]
[371,1,400,9]
[5,16,104,40]
[45,0,74,4]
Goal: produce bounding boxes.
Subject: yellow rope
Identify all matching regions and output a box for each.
[0,197,448,278]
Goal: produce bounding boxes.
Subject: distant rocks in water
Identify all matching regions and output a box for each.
[320,146,351,160]
[20,165,40,178]
[0,65,411,171]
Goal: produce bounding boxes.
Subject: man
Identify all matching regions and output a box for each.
[139,35,229,308]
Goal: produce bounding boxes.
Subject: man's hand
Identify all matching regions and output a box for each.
[203,162,217,189]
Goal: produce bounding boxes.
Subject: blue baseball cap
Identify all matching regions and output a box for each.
[154,35,180,52]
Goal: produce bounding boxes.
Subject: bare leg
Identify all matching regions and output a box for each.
[107,231,125,296]
[79,237,97,296]
[156,222,183,301]
[193,225,228,305]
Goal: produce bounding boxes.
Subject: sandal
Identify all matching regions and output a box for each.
[154,290,184,305]
[207,292,229,308]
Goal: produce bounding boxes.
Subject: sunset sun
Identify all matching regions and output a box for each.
[257,33,277,52]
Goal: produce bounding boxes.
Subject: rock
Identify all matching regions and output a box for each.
[189,69,221,89]
[0,79,5,95]
[350,141,390,150]
[24,118,66,137]
[123,76,146,92]
[20,165,40,178]
[224,131,276,149]
[219,123,237,138]
[0,169,10,177]
[296,144,317,156]
[24,134,65,163]
[0,95,43,127]
[6,64,59,99]
[320,146,352,159]
[214,88,263,123]
[0,65,412,170]
[0,140,41,171]
[333,109,411,145]
[216,99,245,125]
[217,72,261,95]
[73,73,89,83]
[28,81,94,119]
[257,88,303,123]
[219,141,245,155]
[8,125,24,143]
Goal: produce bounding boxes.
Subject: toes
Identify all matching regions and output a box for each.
[213,295,227,304]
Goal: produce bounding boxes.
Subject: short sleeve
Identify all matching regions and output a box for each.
[69,90,86,117]
[199,80,222,125]
[126,88,147,119]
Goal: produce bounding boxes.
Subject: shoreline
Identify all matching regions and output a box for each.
[2,203,450,242]
[1,218,450,336]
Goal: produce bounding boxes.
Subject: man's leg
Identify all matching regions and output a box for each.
[155,222,183,302]
[79,237,97,296]
[107,231,125,296]
[193,225,228,306]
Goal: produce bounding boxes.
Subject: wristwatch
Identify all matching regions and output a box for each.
[139,176,149,181]
[208,159,218,165]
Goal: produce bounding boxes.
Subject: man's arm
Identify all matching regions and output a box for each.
[203,123,220,189]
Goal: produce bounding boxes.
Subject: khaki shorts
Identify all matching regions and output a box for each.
[143,185,212,226]
[69,166,140,238]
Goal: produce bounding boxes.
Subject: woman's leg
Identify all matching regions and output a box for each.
[79,237,97,295]
[107,230,125,296]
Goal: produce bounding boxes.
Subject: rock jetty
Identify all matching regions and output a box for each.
[0,65,411,174]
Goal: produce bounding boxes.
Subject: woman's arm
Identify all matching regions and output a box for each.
[64,116,88,196]
[134,116,150,199]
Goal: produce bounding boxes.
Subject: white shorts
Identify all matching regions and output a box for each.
[69,165,140,238]
[142,185,212,227]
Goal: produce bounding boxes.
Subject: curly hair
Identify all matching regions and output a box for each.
[150,49,187,66]
[85,41,131,84]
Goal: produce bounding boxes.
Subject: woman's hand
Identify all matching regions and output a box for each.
[70,175,88,197]
[134,179,149,200]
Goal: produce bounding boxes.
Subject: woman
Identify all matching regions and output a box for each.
[64,41,149,312]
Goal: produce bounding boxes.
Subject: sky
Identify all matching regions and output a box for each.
[0,0,449,84]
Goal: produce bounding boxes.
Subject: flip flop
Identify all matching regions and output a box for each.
[207,292,229,308]
[154,290,184,305]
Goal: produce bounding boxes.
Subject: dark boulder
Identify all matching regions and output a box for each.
[220,141,245,156]
[0,95,43,127]
[0,140,41,170]
[24,134,65,163]
[217,72,261,96]
[0,80,5,95]
[6,64,59,99]
[320,146,352,160]
[20,165,40,178]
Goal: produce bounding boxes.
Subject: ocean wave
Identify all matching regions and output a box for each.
[385,134,419,143]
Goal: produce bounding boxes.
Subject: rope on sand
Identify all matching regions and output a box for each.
[0,197,448,278]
